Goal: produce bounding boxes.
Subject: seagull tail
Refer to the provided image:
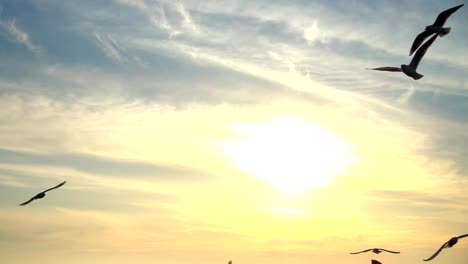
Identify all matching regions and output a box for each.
[439,27,451,37]
[412,73,424,80]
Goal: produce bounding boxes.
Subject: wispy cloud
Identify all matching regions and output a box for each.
[93,31,125,63]
[116,0,198,37]
[1,1,468,263]
[0,19,42,55]
[0,148,216,182]
[0,174,29,188]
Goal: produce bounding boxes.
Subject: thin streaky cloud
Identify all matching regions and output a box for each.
[116,0,180,36]
[131,37,406,115]
[0,174,29,188]
[174,2,197,31]
[0,148,216,182]
[94,31,124,63]
[0,19,42,55]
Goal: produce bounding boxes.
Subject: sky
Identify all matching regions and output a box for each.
[0,0,468,263]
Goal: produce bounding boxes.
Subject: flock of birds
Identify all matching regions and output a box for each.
[364,4,467,262]
[367,4,464,80]
[16,3,466,264]
[20,181,468,263]
[348,240,468,262]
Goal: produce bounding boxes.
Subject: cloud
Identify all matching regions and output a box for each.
[0,206,181,252]
[366,189,464,208]
[116,0,197,37]
[0,19,43,55]
[361,189,468,234]
[303,20,325,44]
[174,2,197,32]
[93,31,125,63]
[397,85,416,105]
[0,0,465,183]
[0,173,29,188]
[0,148,215,182]
[1,2,468,264]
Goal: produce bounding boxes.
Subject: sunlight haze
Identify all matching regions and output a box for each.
[0,0,467,264]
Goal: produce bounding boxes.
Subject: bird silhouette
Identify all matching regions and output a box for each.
[423,234,468,261]
[350,248,400,255]
[371,260,382,264]
[19,181,66,206]
[367,33,438,80]
[409,4,464,56]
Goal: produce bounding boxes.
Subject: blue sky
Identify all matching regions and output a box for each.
[1,1,468,264]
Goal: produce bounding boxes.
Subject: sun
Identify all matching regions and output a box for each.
[222,116,355,192]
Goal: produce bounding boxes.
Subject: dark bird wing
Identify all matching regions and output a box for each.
[433,4,464,27]
[19,196,37,206]
[409,30,434,56]
[371,260,382,264]
[19,192,42,206]
[378,248,400,254]
[409,33,438,70]
[366,67,402,72]
[423,241,449,261]
[43,181,66,193]
[350,249,373,254]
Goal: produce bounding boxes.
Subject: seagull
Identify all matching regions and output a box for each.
[367,33,438,80]
[409,4,464,56]
[350,248,400,255]
[423,234,468,261]
[19,181,66,206]
[371,260,383,264]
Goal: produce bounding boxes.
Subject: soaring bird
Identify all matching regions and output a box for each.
[350,248,400,255]
[409,4,464,56]
[423,234,468,261]
[367,33,437,80]
[371,260,383,264]
[19,181,66,206]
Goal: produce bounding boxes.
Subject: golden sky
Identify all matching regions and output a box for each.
[1,1,468,264]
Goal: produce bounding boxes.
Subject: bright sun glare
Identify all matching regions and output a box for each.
[222,116,355,192]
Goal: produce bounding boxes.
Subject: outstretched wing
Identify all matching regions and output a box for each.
[409,33,438,70]
[350,249,373,254]
[19,195,37,206]
[433,4,464,27]
[409,31,434,56]
[457,234,468,239]
[378,248,400,254]
[423,242,448,261]
[43,181,66,193]
[366,67,402,72]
